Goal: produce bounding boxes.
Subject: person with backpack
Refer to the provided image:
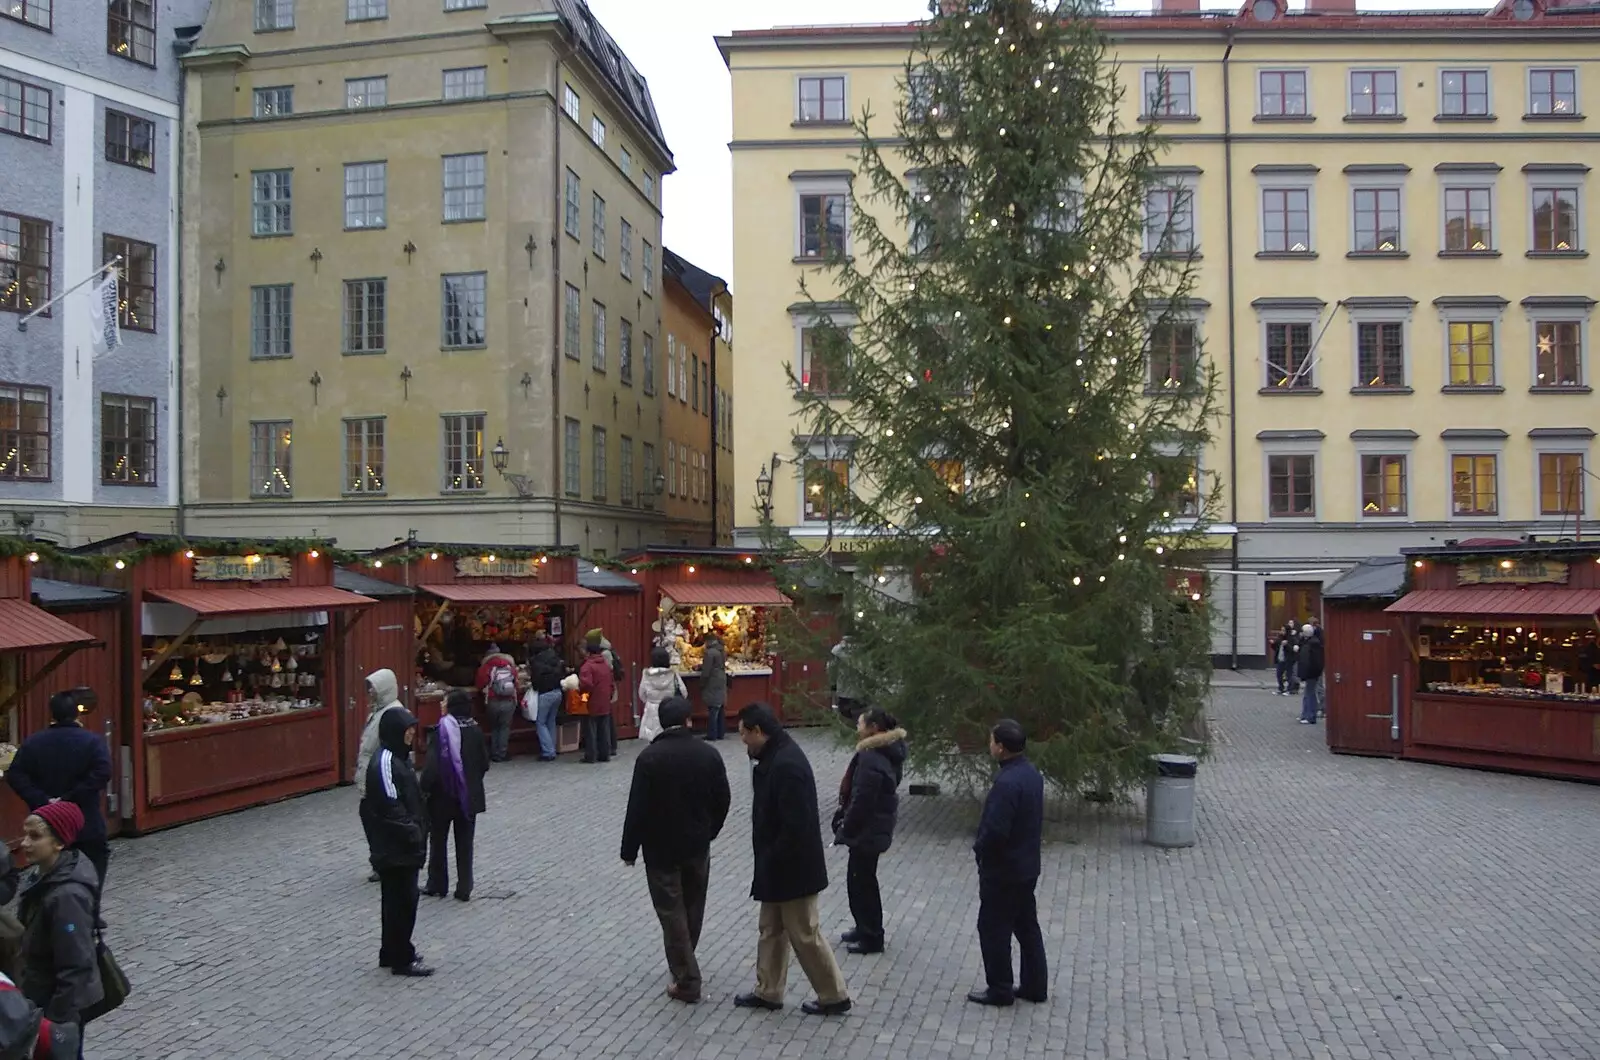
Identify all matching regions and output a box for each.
[475,644,520,763]
[637,646,688,743]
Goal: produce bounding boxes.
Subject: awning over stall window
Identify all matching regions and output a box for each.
[1385,588,1600,619]
[418,584,603,604]
[0,600,98,652]
[145,586,376,617]
[659,584,793,607]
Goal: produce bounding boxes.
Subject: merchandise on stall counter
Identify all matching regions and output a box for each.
[141,628,325,733]
[657,604,772,673]
[1415,618,1600,702]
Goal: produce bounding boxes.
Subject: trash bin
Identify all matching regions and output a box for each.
[1145,753,1198,848]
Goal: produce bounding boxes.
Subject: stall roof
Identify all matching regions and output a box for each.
[30,578,124,609]
[368,541,579,557]
[0,600,98,652]
[146,586,376,616]
[659,583,793,607]
[1385,587,1600,619]
[1323,557,1407,602]
[578,564,641,593]
[419,584,604,604]
[334,568,414,599]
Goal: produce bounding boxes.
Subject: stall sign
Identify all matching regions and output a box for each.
[1456,559,1569,586]
[194,556,292,581]
[455,557,539,578]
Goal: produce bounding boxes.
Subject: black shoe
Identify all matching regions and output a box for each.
[1018,991,1048,1004]
[801,997,852,1016]
[846,941,883,955]
[367,871,380,883]
[423,888,447,898]
[453,892,470,902]
[967,988,1014,1007]
[840,928,862,944]
[391,961,435,977]
[732,992,783,1011]
[379,952,423,970]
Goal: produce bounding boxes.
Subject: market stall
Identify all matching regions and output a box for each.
[333,567,415,783]
[578,562,646,740]
[1319,556,1407,759]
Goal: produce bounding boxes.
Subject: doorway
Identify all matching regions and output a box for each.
[1266,581,1322,642]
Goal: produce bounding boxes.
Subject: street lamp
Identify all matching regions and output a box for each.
[489,437,533,498]
[755,455,780,520]
[490,438,510,474]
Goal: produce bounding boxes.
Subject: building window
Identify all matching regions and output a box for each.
[798,76,846,122]
[620,436,635,504]
[642,332,656,396]
[1146,321,1197,391]
[441,272,486,349]
[590,116,606,148]
[619,317,633,386]
[104,235,156,332]
[620,147,632,177]
[1360,454,1407,516]
[2,1,51,30]
[1265,323,1313,389]
[666,335,677,396]
[563,283,581,360]
[100,394,156,486]
[1143,69,1192,117]
[1258,70,1308,117]
[343,278,386,354]
[1262,188,1311,253]
[1356,322,1405,388]
[691,357,700,412]
[798,326,850,394]
[591,426,607,499]
[107,0,155,66]
[252,86,293,118]
[444,0,486,8]
[0,384,49,482]
[1151,456,1201,517]
[250,284,293,359]
[442,413,485,492]
[251,170,292,235]
[0,213,51,314]
[254,0,294,31]
[443,67,486,101]
[644,173,656,203]
[1352,187,1401,252]
[680,445,689,501]
[1144,185,1195,254]
[344,162,386,229]
[563,418,581,496]
[591,300,607,371]
[343,417,384,494]
[347,0,386,21]
[1535,321,1582,387]
[666,439,677,496]
[345,76,386,109]
[1529,68,1577,116]
[442,153,486,222]
[641,442,656,508]
[619,219,633,280]
[1349,70,1398,117]
[249,421,292,497]
[701,360,710,414]
[564,169,581,238]
[803,456,850,522]
[1441,69,1490,116]
[1540,453,1584,514]
[1451,454,1497,515]
[678,345,688,404]
[1,77,51,141]
[592,194,607,258]
[799,193,846,259]
[562,84,580,121]
[1268,455,1315,517]
[1447,321,1495,386]
[642,241,655,296]
[1532,187,1579,252]
[1443,187,1493,251]
[105,110,155,171]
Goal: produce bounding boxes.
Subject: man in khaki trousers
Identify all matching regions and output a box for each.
[732,703,852,1016]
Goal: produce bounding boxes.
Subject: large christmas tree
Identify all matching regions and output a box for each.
[777,0,1220,794]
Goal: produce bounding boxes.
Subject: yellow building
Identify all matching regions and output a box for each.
[720,0,1600,662]
[660,248,735,546]
[179,0,672,556]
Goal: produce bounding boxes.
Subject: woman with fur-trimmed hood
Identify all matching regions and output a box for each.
[831,709,908,955]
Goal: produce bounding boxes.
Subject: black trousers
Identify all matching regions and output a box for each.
[976,876,1048,1001]
[377,867,420,969]
[75,839,109,900]
[846,848,884,945]
[426,811,476,898]
[644,852,710,997]
[581,714,613,762]
[703,702,726,740]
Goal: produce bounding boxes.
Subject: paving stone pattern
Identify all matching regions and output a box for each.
[87,691,1600,1059]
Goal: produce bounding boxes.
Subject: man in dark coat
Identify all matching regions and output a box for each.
[360,708,432,977]
[621,696,731,1004]
[732,703,851,1016]
[699,636,729,741]
[1297,622,1326,725]
[833,711,908,954]
[6,689,113,895]
[527,634,566,761]
[420,691,490,901]
[967,719,1048,1007]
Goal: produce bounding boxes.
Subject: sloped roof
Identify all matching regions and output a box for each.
[663,248,728,314]
[554,0,671,163]
[1323,556,1407,602]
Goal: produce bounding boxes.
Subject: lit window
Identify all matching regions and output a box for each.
[442,413,485,492]
[103,235,156,332]
[1268,455,1315,517]
[1539,453,1584,515]
[249,421,293,497]
[344,417,384,494]
[1535,321,1582,387]
[0,383,50,481]
[1442,187,1493,251]
[1451,454,1497,515]
[107,0,155,66]
[1360,455,1406,516]
[101,394,156,486]
[1447,322,1495,386]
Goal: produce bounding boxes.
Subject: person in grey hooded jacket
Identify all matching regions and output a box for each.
[356,669,405,881]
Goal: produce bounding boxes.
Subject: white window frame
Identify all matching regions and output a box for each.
[619,147,632,177]
[442,152,486,222]
[251,169,293,236]
[1143,171,1199,256]
[1141,67,1194,119]
[1530,435,1590,520]
[591,192,606,259]
[1256,67,1310,118]
[591,300,607,373]
[254,0,294,32]
[641,240,655,296]
[343,160,387,230]
[1347,68,1401,118]
[347,0,386,21]
[798,437,854,524]
[563,168,580,239]
[792,174,851,260]
[590,115,606,148]
[442,66,486,101]
[591,425,607,500]
[1345,298,1415,392]
[1259,434,1324,522]
[1438,67,1492,118]
[1254,300,1325,391]
[252,85,292,118]
[249,420,293,497]
[619,218,633,280]
[1442,433,1507,520]
[562,83,580,122]
[440,412,486,493]
[1436,297,1508,390]
[1526,66,1579,118]
[790,304,858,396]
[1254,167,1317,255]
[563,417,581,497]
[1152,439,1206,526]
[342,415,385,495]
[1351,433,1416,522]
[440,272,487,350]
[344,75,386,109]
[1437,167,1498,254]
[1523,297,1593,391]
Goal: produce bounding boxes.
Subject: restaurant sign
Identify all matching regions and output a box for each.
[455,557,539,578]
[194,555,291,582]
[1456,559,1569,586]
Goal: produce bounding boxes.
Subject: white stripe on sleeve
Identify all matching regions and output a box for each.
[379,748,398,799]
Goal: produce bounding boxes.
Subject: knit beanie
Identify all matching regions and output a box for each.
[33,802,83,848]
[585,628,604,649]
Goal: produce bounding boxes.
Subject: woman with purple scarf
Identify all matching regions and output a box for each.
[420,690,491,901]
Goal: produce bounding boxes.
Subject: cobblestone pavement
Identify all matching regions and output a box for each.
[87,690,1600,1060]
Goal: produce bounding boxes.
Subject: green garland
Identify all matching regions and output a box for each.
[359,543,578,568]
[0,535,357,572]
[597,554,776,575]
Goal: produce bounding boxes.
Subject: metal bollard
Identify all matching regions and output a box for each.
[1145,753,1199,848]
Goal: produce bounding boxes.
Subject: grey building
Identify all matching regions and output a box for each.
[0,0,210,544]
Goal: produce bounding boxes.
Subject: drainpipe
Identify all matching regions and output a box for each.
[549,72,565,548]
[1222,31,1240,669]
[707,282,725,546]
[172,38,194,540]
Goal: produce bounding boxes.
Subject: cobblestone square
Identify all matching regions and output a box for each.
[86,687,1600,1059]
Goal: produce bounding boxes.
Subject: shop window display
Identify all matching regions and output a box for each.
[658,605,773,675]
[1417,619,1600,701]
[142,628,325,732]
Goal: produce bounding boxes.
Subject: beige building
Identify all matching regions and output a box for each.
[180,0,672,555]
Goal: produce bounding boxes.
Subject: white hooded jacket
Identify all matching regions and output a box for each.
[356,668,404,797]
[636,666,686,743]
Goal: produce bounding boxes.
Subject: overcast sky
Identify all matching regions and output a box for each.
[583,0,1477,283]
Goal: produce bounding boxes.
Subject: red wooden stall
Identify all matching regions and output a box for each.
[1320,556,1407,759]
[578,562,646,741]
[333,568,415,784]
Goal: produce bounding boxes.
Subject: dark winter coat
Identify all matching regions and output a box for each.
[973,754,1045,883]
[1297,630,1326,682]
[748,731,829,903]
[420,719,491,820]
[5,724,112,846]
[620,727,731,867]
[699,641,729,709]
[7,851,101,1028]
[360,708,427,870]
[834,728,907,855]
[577,651,615,717]
[528,645,564,695]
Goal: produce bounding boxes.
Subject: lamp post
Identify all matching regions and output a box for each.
[489,437,531,498]
[755,454,780,521]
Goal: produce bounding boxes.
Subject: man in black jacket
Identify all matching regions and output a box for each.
[526,634,565,761]
[968,719,1048,1008]
[732,703,852,1016]
[359,708,432,977]
[6,689,113,896]
[1297,622,1325,725]
[620,696,731,1004]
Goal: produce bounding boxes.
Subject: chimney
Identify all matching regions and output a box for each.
[1155,0,1202,12]
[1305,0,1358,12]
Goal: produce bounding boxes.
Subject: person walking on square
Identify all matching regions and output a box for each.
[5,689,113,898]
[356,669,406,883]
[420,691,489,902]
[833,709,907,955]
[700,635,729,740]
[578,632,615,763]
[620,696,731,1004]
[475,644,519,763]
[525,634,565,761]
[732,703,852,1016]
[360,707,432,977]
[637,646,688,744]
[1297,622,1325,725]
[967,719,1048,1008]
[1271,623,1298,696]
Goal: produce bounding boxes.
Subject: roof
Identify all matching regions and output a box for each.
[368,542,578,557]
[0,600,99,652]
[1385,587,1600,619]
[1403,540,1600,559]
[418,583,604,604]
[551,0,672,164]
[145,587,376,617]
[1323,557,1408,602]
[578,563,641,593]
[663,248,729,316]
[658,583,793,607]
[334,568,414,599]
[30,578,124,609]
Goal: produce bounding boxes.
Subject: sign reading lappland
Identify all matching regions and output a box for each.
[1456,558,1569,586]
[193,555,292,582]
[455,557,539,578]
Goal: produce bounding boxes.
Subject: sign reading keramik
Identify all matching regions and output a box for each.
[456,557,539,578]
[194,556,292,581]
[1456,559,1569,586]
